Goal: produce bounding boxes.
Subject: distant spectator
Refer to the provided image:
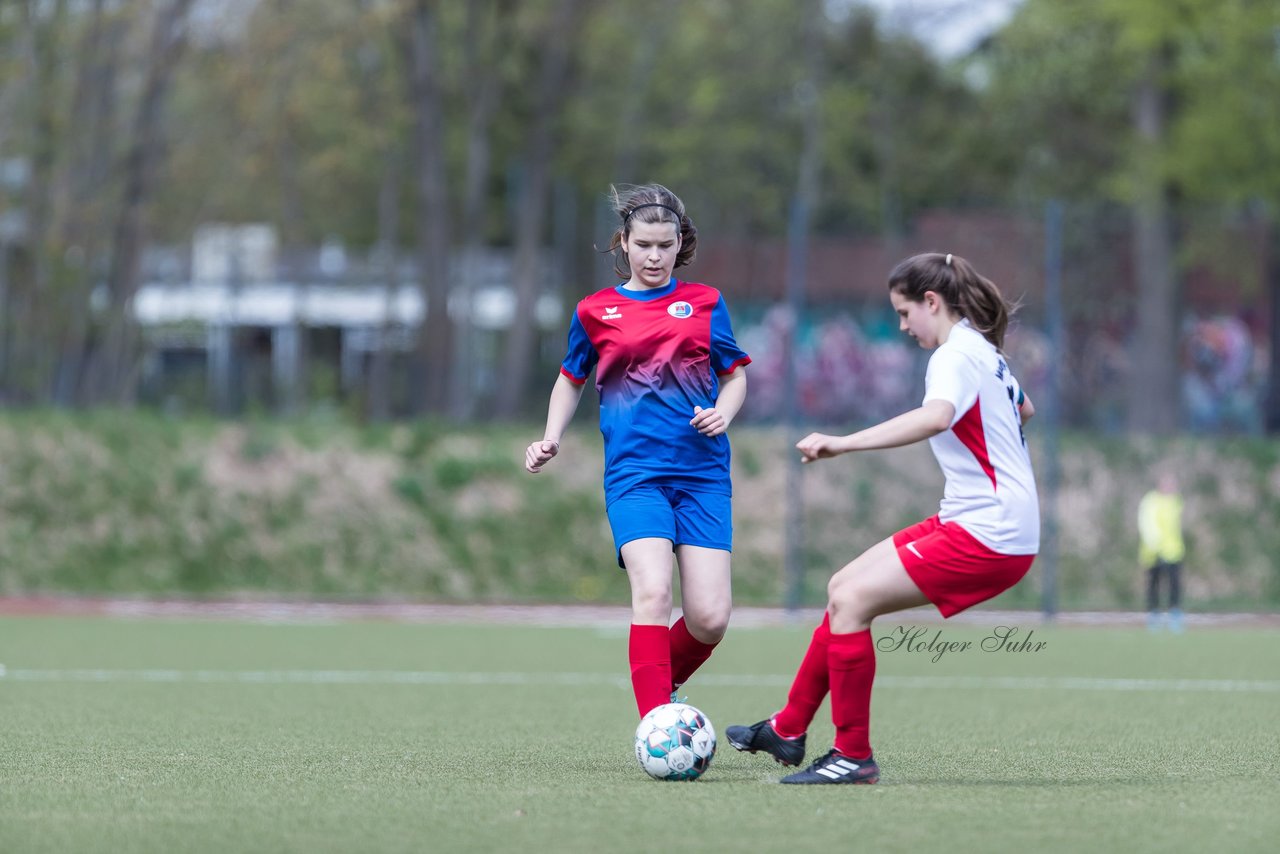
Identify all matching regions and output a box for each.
[1183,315,1260,434]
[1138,472,1186,632]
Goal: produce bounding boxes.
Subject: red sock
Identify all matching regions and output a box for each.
[668,617,718,691]
[828,628,875,759]
[629,624,673,718]
[771,613,831,738]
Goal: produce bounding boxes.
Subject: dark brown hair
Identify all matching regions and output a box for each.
[604,183,698,279]
[887,252,1016,350]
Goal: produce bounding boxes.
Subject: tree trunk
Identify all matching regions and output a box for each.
[402,0,452,416]
[1127,58,1180,434]
[83,0,195,405]
[611,2,672,181]
[54,0,122,405]
[493,0,582,420]
[5,0,67,402]
[451,0,511,421]
[351,0,400,422]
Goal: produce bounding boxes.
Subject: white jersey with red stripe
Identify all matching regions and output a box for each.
[923,319,1040,555]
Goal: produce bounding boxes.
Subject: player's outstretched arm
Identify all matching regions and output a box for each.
[690,366,747,437]
[797,399,954,463]
[526,374,585,473]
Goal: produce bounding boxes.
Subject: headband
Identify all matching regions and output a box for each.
[624,202,683,222]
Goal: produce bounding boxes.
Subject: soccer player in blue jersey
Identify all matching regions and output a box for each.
[525,184,751,718]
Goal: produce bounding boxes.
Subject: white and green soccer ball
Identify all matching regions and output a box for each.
[634,702,717,781]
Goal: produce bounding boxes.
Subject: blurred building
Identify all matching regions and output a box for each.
[133,224,562,415]
[129,210,1273,431]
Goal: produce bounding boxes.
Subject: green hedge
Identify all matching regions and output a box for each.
[0,410,1275,610]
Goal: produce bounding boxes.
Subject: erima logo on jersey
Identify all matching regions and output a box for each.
[668,301,694,318]
[601,306,622,320]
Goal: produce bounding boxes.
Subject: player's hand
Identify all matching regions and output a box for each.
[690,405,728,437]
[796,432,845,463]
[525,440,559,473]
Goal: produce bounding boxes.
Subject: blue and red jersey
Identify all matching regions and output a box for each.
[560,278,751,503]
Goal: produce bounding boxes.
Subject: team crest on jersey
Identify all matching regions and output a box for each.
[667,301,694,319]
[601,306,622,320]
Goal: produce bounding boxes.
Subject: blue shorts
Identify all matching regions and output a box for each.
[605,486,732,569]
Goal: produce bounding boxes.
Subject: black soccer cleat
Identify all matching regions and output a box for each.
[725,719,806,767]
[779,749,879,785]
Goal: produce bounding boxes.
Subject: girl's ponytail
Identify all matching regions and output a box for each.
[888,252,1015,350]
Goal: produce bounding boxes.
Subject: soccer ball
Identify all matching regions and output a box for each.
[633,702,717,781]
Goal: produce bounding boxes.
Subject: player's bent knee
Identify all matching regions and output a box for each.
[682,609,729,642]
[827,574,862,606]
[828,581,875,626]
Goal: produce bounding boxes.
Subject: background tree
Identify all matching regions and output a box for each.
[400,0,451,415]
[450,0,514,421]
[4,0,1278,429]
[984,0,1280,433]
[84,0,197,404]
[2,0,196,406]
[4,0,79,403]
[494,0,583,420]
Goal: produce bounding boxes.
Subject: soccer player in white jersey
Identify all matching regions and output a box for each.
[727,252,1039,785]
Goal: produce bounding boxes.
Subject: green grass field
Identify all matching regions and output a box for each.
[2,614,1278,853]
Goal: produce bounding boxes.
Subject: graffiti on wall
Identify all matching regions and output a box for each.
[733,307,1268,434]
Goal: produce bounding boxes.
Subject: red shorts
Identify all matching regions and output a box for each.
[893,515,1036,618]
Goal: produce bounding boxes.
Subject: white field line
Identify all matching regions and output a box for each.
[0,666,1277,693]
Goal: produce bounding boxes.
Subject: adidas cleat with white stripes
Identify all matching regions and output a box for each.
[779,749,879,785]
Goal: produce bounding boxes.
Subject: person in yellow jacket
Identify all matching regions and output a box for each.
[1138,472,1185,632]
